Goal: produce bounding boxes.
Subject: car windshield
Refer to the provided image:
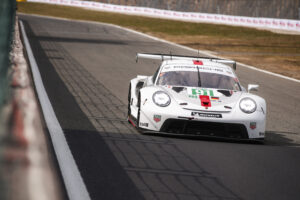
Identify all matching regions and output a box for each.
[156,70,241,91]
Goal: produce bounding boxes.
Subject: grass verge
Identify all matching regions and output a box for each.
[17,2,300,80]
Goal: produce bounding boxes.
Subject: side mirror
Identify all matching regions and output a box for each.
[248,84,259,93]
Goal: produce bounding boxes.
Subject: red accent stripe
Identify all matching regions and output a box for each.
[128,117,136,127]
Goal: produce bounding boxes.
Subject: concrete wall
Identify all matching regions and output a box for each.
[0,0,15,111]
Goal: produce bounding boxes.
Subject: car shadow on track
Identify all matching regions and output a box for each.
[265,131,300,147]
[141,131,264,145]
[64,128,243,200]
[141,130,300,147]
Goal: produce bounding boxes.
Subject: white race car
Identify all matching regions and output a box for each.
[128,53,266,141]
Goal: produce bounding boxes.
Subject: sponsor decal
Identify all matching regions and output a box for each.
[153,115,161,122]
[188,95,198,99]
[210,96,219,101]
[161,65,234,76]
[188,89,225,101]
[173,65,196,70]
[139,122,149,127]
[189,88,214,96]
[259,132,265,136]
[250,122,256,130]
[193,60,203,65]
[191,112,222,118]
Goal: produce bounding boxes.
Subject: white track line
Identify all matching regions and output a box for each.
[19,21,91,200]
[19,13,300,83]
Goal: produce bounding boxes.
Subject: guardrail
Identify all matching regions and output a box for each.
[0,3,63,198]
[27,0,300,33]
[0,0,16,112]
[0,1,16,200]
[0,1,16,199]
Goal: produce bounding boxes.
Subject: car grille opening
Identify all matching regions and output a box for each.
[160,119,249,139]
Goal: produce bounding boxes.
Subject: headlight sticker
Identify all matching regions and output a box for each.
[152,91,171,107]
[239,98,257,114]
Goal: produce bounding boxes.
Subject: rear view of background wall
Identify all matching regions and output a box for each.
[94,0,300,20]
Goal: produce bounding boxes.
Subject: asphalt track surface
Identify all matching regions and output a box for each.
[20,14,300,200]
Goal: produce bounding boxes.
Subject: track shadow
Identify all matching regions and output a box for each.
[265,130,300,146]
[142,129,300,147]
[64,129,242,200]
[142,131,265,145]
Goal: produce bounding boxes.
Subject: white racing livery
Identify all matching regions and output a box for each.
[128,53,266,141]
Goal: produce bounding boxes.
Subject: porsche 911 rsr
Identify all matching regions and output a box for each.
[128,53,266,140]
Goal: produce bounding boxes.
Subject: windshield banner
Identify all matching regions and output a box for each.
[161,65,235,77]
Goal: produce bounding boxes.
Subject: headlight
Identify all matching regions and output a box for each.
[152,91,171,107]
[239,98,257,114]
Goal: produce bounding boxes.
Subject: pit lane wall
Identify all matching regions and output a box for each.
[0,0,15,115]
[0,0,63,199]
[27,0,300,33]
[0,1,15,199]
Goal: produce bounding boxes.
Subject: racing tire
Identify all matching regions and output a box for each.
[254,138,265,145]
[137,93,141,128]
[128,84,131,117]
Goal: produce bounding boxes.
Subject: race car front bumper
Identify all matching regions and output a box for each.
[159,119,249,139]
[138,102,266,139]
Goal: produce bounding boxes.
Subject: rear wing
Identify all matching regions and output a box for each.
[136,53,237,70]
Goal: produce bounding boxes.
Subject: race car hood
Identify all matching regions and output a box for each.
[160,86,242,112]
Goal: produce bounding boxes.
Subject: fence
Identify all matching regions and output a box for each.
[29,0,300,32]
[0,0,16,113]
[93,0,300,20]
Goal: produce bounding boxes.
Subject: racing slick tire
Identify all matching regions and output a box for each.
[137,93,141,128]
[128,84,131,117]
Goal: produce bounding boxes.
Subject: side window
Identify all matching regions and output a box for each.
[152,66,161,84]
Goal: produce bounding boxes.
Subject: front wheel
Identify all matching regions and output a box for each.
[128,84,131,117]
[137,93,141,128]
